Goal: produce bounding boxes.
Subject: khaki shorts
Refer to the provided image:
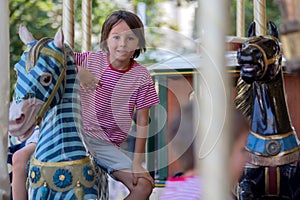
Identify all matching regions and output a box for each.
[84,135,132,175]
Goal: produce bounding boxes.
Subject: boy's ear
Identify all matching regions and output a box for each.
[54,28,64,49]
[18,24,36,44]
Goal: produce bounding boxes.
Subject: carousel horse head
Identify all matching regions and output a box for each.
[9,24,71,140]
[8,25,98,200]
[237,21,282,84]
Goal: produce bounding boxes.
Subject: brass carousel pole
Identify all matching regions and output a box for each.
[63,0,75,49]
[254,0,266,35]
[237,0,245,37]
[0,0,11,199]
[82,0,92,51]
[196,0,230,199]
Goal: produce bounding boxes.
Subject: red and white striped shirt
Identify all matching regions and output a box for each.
[74,51,159,146]
[159,176,202,200]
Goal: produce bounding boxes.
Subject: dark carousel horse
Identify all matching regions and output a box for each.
[235,21,300,200]
[8,25,99,200]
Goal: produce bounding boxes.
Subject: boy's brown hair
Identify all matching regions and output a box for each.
[100,10,146,58]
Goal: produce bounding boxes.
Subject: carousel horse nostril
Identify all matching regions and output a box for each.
[15,114,25,124]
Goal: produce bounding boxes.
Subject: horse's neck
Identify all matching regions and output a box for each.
[34,71,88,162]
[251,73,293,134]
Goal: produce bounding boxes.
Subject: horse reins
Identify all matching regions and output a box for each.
[245,37,282,79]
[26,37,67,125]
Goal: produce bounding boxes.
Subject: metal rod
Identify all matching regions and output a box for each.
[63,0,75,49]
[237,0,245,37]
[196,0,230,199]
[254,0,266,35]
[82,0,92,51]
[0,0,11,199]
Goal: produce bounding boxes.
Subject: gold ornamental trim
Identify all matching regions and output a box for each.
[264,167,280,195]
[30,156,91,167]
[246,150,299,166]
[28,156,97,192]
[249,130,295,140]
[245,146,300,157]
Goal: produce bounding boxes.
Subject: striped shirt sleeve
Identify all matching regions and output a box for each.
[136,72,160,110]
[74,52,90,69]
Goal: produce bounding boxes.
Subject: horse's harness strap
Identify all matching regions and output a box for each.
[246,130,300,165]
[246,42,281,79]
[246,150,299,166]
[250,130,294,140]
[40,48,65,67]
[31,38,67,125]
[26,38,53,72]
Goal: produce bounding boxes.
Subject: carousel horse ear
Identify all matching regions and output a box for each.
[268,21,279,39]
[54,28,64,49]
[247,21,256,37]
[18,24,36,45]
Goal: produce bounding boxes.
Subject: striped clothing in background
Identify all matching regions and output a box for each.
[74,51,159,147]
[159,176,202,200]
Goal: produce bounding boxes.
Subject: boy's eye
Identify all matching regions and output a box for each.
[128,37,135,41]
[113,36,120,40]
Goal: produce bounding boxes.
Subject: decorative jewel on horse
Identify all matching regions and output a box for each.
[235,21,300,200]
[9,25,98,200]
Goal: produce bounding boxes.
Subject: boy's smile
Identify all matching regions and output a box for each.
[107,20,139,70]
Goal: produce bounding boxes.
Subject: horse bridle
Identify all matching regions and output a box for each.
[26,37,67,125]
[244,37,282,79]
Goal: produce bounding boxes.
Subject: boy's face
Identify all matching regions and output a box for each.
[107,20,139,65]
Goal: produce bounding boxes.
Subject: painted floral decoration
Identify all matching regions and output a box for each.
[53,169,73,188]
[83,166,95,182]
[29,166,41,183]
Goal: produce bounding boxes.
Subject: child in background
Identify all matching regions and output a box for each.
[230,110,249,187]
[230,110,249,199]
[8,126,39,200]
[75,10,159,199]
[159,102,249,199]
[159,104,202,200]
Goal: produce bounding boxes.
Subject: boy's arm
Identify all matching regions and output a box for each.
[132,107,154,187]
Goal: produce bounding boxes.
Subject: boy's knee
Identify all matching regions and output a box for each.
[135,178,153,196]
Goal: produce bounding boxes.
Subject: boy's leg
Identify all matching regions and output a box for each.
[111,170,153,200]
[84,136,153,200]
[12,143,36,200]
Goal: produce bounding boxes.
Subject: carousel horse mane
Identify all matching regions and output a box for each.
[235,77,252,121]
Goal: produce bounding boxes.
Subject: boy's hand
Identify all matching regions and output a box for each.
[132,162,154,188]
[78,67,101,92]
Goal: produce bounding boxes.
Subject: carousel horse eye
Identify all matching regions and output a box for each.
[40,72,52,86]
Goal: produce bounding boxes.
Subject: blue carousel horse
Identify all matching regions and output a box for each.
[235,21,300,200]
[8,25,98,200]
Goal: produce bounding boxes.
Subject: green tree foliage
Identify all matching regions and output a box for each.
[9,0,62,98]
[9,0,281,97]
